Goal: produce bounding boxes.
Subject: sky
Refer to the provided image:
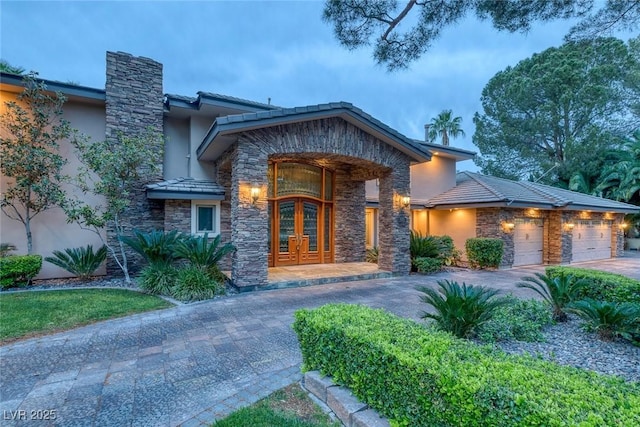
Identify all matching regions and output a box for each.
[0,1,607,171]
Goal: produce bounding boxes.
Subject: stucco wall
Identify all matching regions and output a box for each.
[189,116,216,180]
[0,91,107,279]
[410,155,457,200]
[163,116,190,179]
[428,209,476,258]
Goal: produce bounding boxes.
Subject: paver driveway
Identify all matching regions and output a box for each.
[1,255,639,426]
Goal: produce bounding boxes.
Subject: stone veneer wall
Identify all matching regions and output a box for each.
[219,118,413,288]
[334,167,366,263]
[216,165,233,271]
[164,200,190,233]
[105,51,165,275]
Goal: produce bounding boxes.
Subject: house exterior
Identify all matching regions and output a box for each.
[1,51,638,287]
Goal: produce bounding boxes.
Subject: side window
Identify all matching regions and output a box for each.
[191,201,220,236]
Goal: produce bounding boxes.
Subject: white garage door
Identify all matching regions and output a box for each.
[513,218,544,266]
[572,220,612,262]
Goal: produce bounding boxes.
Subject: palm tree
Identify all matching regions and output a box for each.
[596,131,640,202]
[427,109,465,146]
[0,59,25,75]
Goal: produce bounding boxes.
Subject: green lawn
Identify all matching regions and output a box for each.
[0,289,172,342]
[213,383,340,427]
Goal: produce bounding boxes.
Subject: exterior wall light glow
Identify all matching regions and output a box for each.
[565,222,575,231]
[401,196,411,208]
[502,222,515,232]
[620,223,628,230]
[250,186,260,205]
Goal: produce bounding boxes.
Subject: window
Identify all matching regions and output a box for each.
[191,201,220,236]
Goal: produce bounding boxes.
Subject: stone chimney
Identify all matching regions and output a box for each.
[104,51,165,275]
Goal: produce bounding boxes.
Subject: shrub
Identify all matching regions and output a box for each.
[412,257,443,274]
[120,229,182,266]
[174,233,235,275]
[568,298,640,343]
[516,272,586,322]
[44,245,107,279]
[410,231,440,259]
[418,280,507,338]
[365,246,378,263]
[293,304,640,427]
[546,266,640,305]
[465,237,503,269]
[0,243,16,257]
[137,263,178,295]
[476,296,553,343]
[0,255,42,288]
[172,265,224,302]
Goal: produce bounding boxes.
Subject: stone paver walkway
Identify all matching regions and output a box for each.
[1,254,639,426]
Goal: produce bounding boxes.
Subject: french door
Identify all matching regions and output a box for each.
[272,198,331,266]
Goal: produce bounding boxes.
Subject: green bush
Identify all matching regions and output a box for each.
[465,238,503,269]
[137,263,178,295]
[410,232,456,271]
[174,233,235,275]
[172,266,225,302]
[568,298,640,343]
[121,229,182,266]
[293,304,640,427]
[44,245,107,279]
[476,296,553,343]
[546,266,640,305]
[365,246,378,263]
[412,257,443,273]
[418,280,507,338]
[516,272,586,322]
[0,255,42,288]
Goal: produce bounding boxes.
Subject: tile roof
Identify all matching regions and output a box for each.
[146,178,225,200]
[425,172,639,213]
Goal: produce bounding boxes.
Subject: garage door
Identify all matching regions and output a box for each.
[513,218,544,266]
[572,220,612,262]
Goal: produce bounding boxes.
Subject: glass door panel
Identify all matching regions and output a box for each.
[276,200,298,265]
[299,201,320,264]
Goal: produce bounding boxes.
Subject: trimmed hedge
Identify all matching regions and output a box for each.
[0,255,43,289]
[465,238,503,269]
[412,257,443,274]
[293,304,640,427]
[546,266,640,305]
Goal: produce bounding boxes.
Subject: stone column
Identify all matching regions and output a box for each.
[334,168,366,263]
[230,138,269,289]
[377,164,411,274]
[613,213,625,257]
[105,51,164,275]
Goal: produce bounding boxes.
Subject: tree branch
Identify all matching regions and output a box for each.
[381,0,418,42]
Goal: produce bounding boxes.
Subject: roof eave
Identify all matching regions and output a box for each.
[146,190,225,200]
[0,72,106,102]
[196,107,432,163]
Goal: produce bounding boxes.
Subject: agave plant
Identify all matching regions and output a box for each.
[418,279,507,338]
[174,233,235,273]
[568,298,640,342]
[120,229,182,266]
[516,273,586,322]
[44,245,107,279]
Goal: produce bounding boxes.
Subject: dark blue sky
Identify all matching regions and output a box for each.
[1,1,610,171]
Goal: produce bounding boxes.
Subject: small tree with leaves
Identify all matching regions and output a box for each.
[0,73,73,254]
[65,130,163,283]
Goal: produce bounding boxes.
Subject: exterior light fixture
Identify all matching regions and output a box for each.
[565,222,575,231]
[620,223,628,230]
[401,196,411,208]
[502,222,515,232]
[250,186,260,205]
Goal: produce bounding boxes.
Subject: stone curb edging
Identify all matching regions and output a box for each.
[303,371,390,427]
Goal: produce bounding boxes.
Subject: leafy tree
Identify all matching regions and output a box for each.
[0,59,25,75]
[64,130,163,284]
[595,130,640,203]
[473,37,638,185]
[0,73,74,253]
[323,0,640,70]
[427,109,465,146]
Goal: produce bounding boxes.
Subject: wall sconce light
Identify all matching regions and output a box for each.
[401,196,411,208]
[250,186,260,205]
[619,222,628,230]
[502,222,515,232]
[564,222,575,231]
